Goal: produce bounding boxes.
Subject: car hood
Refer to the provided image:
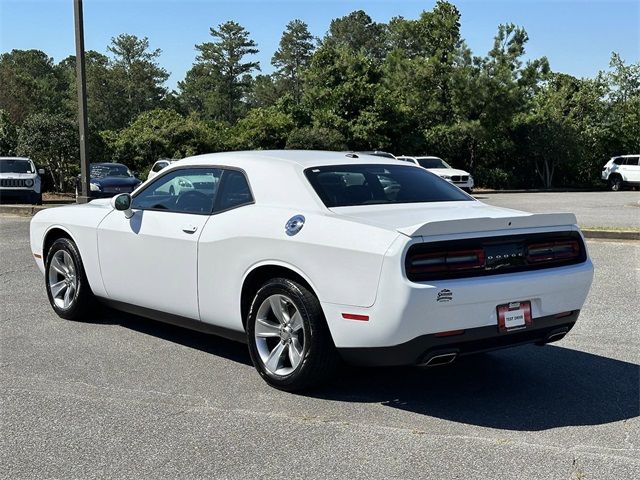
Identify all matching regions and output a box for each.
[424,168,470,176]
[0,172,37,179]
[91,176,140,187]
[330,201,577,237]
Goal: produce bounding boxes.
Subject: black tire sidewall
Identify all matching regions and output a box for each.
[246,278,334,391]
[45,238,92,320]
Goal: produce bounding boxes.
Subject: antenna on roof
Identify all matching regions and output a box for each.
[345,153,359,159]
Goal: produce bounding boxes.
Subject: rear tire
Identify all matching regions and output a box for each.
[246,278,340,391]
[45,238,94,320]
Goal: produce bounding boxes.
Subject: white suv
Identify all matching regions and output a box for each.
[601,155,640,191]
[0,157,44,205]
[147,159,176,181]
[397,156,474,192]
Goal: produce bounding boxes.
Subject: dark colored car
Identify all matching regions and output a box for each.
[77,163,142,199]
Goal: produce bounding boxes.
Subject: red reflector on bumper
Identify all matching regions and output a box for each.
[434,329,465,337]
[342,313,369,321]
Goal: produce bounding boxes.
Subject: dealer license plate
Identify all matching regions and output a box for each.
[497,301,532,332]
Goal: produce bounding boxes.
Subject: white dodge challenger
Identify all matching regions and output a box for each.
[30,151,594,391]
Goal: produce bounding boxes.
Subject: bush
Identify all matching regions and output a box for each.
[285,127,347,150]
[474,166,512,190]
[102,109,228,172]
[232,107,294,150]
[16,113,79,192]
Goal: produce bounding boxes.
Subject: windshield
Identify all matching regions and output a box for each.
[0,159,34,174]
[90,164,133,178]
[305,164,471,208]
[417,158,450,169]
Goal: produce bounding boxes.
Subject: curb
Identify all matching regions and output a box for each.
[0,205,55,217]
[581,229,640,241]
[1,204,638,241]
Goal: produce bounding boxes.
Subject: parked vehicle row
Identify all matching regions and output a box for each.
[30,150,594,391]
[352,152,474,193]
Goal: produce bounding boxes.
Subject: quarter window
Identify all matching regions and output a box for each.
[216,170,253,211]
[132,168,222,214]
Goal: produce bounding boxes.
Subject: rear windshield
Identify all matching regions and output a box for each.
[417,158,450,169]
[305,164,471,208]
[0,159,34,173]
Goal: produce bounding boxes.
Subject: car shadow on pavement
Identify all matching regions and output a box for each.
[314,345,639,431]
[84,309,638,431]
[91,308,253,367]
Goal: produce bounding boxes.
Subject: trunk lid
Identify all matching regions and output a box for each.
[330,201,577,237]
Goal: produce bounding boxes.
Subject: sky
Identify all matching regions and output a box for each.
[1,0,638,90]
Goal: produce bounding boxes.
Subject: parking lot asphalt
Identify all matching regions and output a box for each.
[478,191,639,229]
[1,215,638,479]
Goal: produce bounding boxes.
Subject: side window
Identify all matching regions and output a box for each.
[132,168,222,214]
[216,170,253,211]
[626,157,639,166]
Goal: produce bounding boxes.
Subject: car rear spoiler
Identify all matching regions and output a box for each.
[397,213,578,237]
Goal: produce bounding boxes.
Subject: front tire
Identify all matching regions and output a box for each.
[246,278,340,391]
[608,175,623,191]
[45,238,93,320]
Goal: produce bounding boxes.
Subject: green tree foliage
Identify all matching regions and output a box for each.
[303,43,390,149]
[0,49,64,123]
[325,10,388,60]
[0,109,18,155]
[107,34,169,124]
[56,51,129,131]
[605,53,640,154]
[180,21,259,122]
[103,109,226,173]
[16,113,79,191]
[232,106,294,149]
[272,20,315,104]
[285,127,347,151]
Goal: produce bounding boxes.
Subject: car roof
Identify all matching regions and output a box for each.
[614,154,640,158]
[91,162,127,167]
[0,156,32,161]
[163,150,420,212]
[179,150,408,169]
[398,156,443,160]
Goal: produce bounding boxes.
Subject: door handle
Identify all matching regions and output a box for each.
[182,225,198,234]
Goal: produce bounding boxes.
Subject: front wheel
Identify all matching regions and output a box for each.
[608,175,623,191]
[246,278,340,391]
[45,237,94,320]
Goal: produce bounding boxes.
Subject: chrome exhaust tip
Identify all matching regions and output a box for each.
[546,329,569,343]
[418,351,458,367]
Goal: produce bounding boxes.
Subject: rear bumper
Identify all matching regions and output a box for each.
[338,311,579,366]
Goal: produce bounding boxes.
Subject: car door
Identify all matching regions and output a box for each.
[97,167,222,319]
[624,156,640,182]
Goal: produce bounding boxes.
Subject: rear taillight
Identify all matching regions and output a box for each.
[526,240,580,263]
[405,232,586,282]
[408,249,485,274]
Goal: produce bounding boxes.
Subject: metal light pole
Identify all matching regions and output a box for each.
[73,0,90,203]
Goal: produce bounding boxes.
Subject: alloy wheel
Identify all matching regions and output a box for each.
[254,294,306,376]
[47,250,78,309]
